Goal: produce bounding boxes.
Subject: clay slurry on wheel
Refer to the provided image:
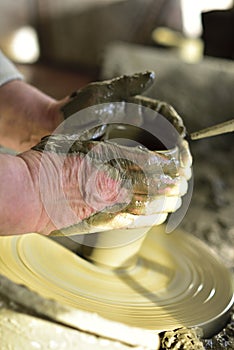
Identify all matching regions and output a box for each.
[0,226,233,338]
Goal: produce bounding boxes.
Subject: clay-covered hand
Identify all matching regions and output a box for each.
[21,128,192,236]
[18,71,192,236]
[45,71,191,236]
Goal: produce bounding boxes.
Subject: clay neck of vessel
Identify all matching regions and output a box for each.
[78,228,150,269]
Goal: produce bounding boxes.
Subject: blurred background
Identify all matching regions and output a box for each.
[0,0,234,102]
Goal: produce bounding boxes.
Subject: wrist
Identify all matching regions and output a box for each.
[0,80,61,152]
[0,153,43,235]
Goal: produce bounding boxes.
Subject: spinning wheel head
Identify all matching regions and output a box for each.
[0,226,233,339]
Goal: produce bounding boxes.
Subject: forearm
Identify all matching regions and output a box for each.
[0,153,42,235]
[0,50,67,151]
[0,80,60,151]
[0,51,31,150]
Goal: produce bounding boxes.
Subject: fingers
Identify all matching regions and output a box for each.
[129,95,186,138]
[50,211,168,237]
[61,71,155,118]
[123,212,168,229]
[125,195,182,215]
[123,173,188,216]
[178,139,193,180]
[98,71,155,99]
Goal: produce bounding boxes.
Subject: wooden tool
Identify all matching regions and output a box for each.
[190,118,234,140]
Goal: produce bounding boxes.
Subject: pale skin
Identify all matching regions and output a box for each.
[0,80,126,236]
[0,76,192,236]
[0,80,66,235]
[0,80,67,152]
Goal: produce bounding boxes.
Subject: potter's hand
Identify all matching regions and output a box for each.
[43,71,191,236]
[17,128,191,236]
[19,72,191,237]
[0,72,192,236]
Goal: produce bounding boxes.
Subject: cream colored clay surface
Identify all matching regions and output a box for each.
[0,308,144,350]
[0,226,233,338]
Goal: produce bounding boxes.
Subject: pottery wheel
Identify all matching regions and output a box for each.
[0,226,233,338]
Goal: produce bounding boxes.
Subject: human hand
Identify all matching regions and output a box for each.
[43,71,191,236]
[17,70,191,236]
[18,130,191,237]
[1,72,192,236]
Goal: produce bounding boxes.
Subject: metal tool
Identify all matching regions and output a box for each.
[190,118,234,140]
